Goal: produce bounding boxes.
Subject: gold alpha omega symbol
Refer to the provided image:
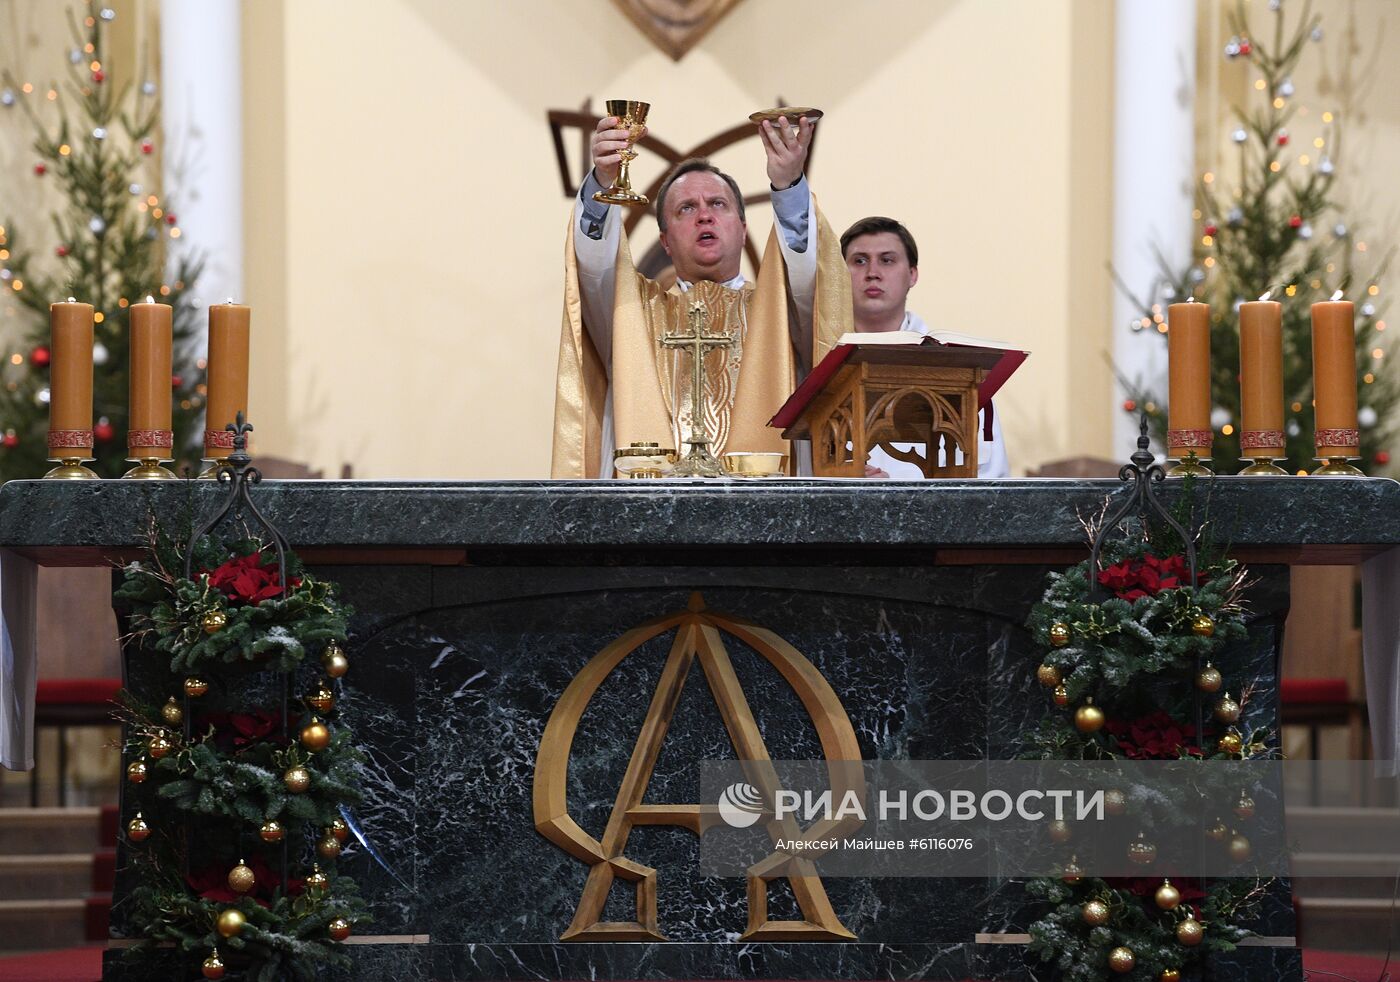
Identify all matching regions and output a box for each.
[532,593,865,942]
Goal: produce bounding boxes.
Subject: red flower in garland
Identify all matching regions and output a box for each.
[187,852,304,907]
[199,710,287,752]
[1105,710,1205,759]
[205,551,300,604]
[1096,553,1201,602]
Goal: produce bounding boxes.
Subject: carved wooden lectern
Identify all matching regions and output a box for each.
[778,346,1003,478]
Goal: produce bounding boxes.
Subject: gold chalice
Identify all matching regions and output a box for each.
[594,100,650,206]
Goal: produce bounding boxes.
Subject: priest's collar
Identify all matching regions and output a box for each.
[677,273,746,292]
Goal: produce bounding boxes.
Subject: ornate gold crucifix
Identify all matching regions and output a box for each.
[660,299,733,478]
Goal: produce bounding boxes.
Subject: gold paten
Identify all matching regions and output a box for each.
[748,107,824,125]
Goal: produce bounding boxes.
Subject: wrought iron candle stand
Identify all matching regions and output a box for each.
[180,412,293,889]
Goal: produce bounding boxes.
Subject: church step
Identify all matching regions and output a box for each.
[0,853,93,901]
[0,898,87,952]
[0,807,101,855]
[1296,896,1400,951]
[1285,806,1400,854]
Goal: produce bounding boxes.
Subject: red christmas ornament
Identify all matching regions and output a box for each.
[55,245,69,258]
[1239,39,1252,55]
[1378,451,1391,466]
[1289,215,1303,229]
[2,432,18,450]
[1277,132,1290,146]
[1203,224,1218,237]
[34,163,46,176]
[1123,399,1137,412]
[94,419,115,443]
[171,374,183,388]
[30,346,51,368]
[140,140,153,155]
[91,69,105,83]
[165,213,177,225]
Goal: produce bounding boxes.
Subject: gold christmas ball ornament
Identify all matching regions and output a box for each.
[1127,832,1157,866]
[306,864,330,892]
[1191,613,1216,638]
[329,818,349,843]
[307,684,335,714]
[1155,879,1181,910]
[227,860,255,894]
[127,812,151,843]
[327,916,352,942]
[126,759,148,784]
[1107,946,1136,974]
[259,820,284,843]
[184,676,210,698]
[201,608,228,634]
[148,734,173,759]
[1176,913,1204,946]
[1218,729,1243,755]
[161,697,183,725]
[1206,819,1229,842]
[1229,832,1252,863]
[201,949,226,981]
[216,907,246,938]
[1195,663,1223,693]
[1048,622,1071,648]
[322,642,349,678]
[1036,663,1062,687]
[283,765,311,793]
[1052,684,1070,708]
[1104,788,1127,816]
[1048,819,1072,844]
[317,833,342,860]
[1081,899,1110,926]
[1074,698,1106,734]
[1160,970,1181,982]
[1234,791,1256,820]
[1214,692,1241,724]
[300,717,331,752]
[1061,856,1083,884]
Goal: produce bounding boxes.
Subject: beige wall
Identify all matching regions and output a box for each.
[242,0,1116,478]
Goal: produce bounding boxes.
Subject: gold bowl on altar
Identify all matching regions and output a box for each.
[614,443,677,479]
[721,451,788,477]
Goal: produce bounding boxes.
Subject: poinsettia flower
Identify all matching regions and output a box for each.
[1106,711,1203,759]
[1096,553,1204,602]
[199,710,289,751]
[204,551,302,605]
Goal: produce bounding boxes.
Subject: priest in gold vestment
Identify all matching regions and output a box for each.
[552,113,851,478]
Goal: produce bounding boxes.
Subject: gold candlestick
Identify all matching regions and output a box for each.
[660,299,732,478]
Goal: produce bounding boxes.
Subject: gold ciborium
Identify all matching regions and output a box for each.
[593,100,650,206]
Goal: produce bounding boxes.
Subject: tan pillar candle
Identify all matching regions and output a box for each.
[128,298,173,459]
[1312,298,1359,455]
[1167,301,1212,459]
[205,303,250,459]
[1238,299,1285,457]
[48,300,94,459]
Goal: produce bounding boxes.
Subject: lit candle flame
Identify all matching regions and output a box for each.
[66,296,76,303]
[1331,289,1344,301]
[144,294,155,304]
[1186,295,1195,304]
[1258,290,1273,301]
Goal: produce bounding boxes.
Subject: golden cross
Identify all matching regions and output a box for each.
[659,299,733,477]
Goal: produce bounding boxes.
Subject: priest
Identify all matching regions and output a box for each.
[552,113,850,478]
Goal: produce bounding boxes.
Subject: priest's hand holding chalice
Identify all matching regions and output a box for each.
[592,100,651,205]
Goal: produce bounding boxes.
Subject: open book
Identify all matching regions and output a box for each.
[770,330,1029,431]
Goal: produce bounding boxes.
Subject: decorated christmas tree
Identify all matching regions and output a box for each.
[1126,0,1397,474]
[0,2,204,480]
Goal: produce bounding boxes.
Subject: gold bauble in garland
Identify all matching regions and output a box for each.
[283,765,311,793]
[1205,819,1229,842]
[1195,663,1223,693]
[1234,791,1256,820]
[126,759,147,784]
[1191,612,1216,638]
[1104,788,1127,816]
[1048,819,1072,844]
[148,734,173,759]
[1036,663,1062,687]
[1154,878,1181,910]
[1081,899,1110,926]
[201,608,228,634]
[329,818,349,843]
[216,908,246,938]
[161,697,183,726]
[327,916,352,942]
[1127,832,1157,865]
[1159,970,1181,982]
[322,642,349,679]
[126,812,151,843]
[1213,692,1241,724]
[300,717,331,752]
[259,820,284,843]
[1048,622,1071,648]
[1061,856,1083,884]
[184,676,209,698]
[1074,698,1105,734]
[1229,832,1252,863]
[1107,946,1136,973]
[306,864,330,892]
[1052,684,1070,708]
[317,833,342,860]
[1176,913,1204,946]
[201,949,226,980]
[227,860,255,894]
[307,684,335,714]
[1217,729,1243,755]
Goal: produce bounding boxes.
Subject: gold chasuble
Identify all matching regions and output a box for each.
[552,203,849,478]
